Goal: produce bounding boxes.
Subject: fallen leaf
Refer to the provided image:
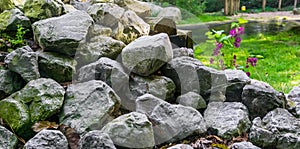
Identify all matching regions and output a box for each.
[32,121,59,132]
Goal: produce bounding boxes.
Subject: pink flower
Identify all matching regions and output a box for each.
[234,42,240,48]
[235,37,242,43]
[213,42,223,56]
[238,27,245,35]
[230,29,237,36]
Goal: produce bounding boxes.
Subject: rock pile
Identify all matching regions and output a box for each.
[0,0,299,149]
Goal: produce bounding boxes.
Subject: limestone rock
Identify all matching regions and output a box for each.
[230,141,261,149]
[24,129,68,149]
[249,108,300,149]
[32,10,94,56]
[157,7,181,22]
[122,33,172,76]
[204,102,251,139]
[0,78,65,139]
[0,8,31,32]
[114,0,151,19]
[37,51,76,83]
[60,80,121,135]
[78,130,116,149]
[0,69,25,99]
[176,91,206,109]
[173,47,194,58]
[225,69,251,102]
[167,144,193,149]
[0,125,18,149]
[287,85,300,117]
[149,17,177,36]
[242,79,287,120]
[102,112,155,148]
[5,46,40,82]
[75,35,125,67]
[136,94,167,116]
[23,0,65,22]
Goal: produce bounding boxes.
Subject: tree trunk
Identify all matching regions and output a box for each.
[262,0,267,12]
[278,0,282,10]
[224,0,228,15]
[294,0,298,8]
[230,0,234,15]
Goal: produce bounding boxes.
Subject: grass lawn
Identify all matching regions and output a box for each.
[179,13,230,24]
[194,31,300,93]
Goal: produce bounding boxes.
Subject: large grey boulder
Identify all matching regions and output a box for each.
[78,130,116,149]
[32,10,94,56]
[70,0,91,12]
[102,112,155,148]
[173,47,194,58]
[114,0,151,19]
[24,129,68,149]
[0,78,65,139]
[122,33,172,76]
[287,85,300,117]
[225,69,251,102]
[167,144,193,149]
[176,91,206,109]
[0,125,18,149]
[0,69,25,99]
[204,102,251,139]
[5,46,40,82]
[93,24,112,37]
[147,2,163,17]
[60,80,121,135]
[149,17,177,36]
[242,79,287,120]
[75,35,125,67]
[23,0,64,22]
[161,56,227,100]
[157,7,181,22]
[230,141,261,149]
[37,51,76,83]
[138,98,207,145]
[249,108,300,149]
[0,8,31,32]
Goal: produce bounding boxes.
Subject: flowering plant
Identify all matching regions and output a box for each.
[208,22,257,76]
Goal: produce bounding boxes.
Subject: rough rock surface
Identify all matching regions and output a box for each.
[78,130,116,149]
[287,85,300,117]
[101,112,155,148]
[149,17,177,36]
[204,102,251,139]
[0,78,65,139]
[37,51,76,83]
[173,47,194,58]
[249,108,300,149]
[32,10,94,56]
[157,7,181,22]
[60,80,121,135]
[5,46,40,82]
[75,35,125,67]
[167,144,194,149]
[225,69,251,102]
[0,8,31,31]
[242,79,287,120]
[24,129,68,149]
[136,94,167,116]
[176,91,206,109]
[230,141,261,149]
[122,33,172,76]
[23,0,65,22]
[0,69,25,99]
[0,125,18,149]
[115,0,151,18]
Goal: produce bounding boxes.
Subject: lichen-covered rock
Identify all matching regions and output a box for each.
[37,51,76,83]
[32,10,94,56]
[287,85,300,117]
[60,80,121,135]
[230,141,261,149]
[93,24,112,37]
[24,129,68,149]
[147,2,163,17]
[114,0,151,19]
[75,35,125,67]
[0,69,25,99]
[0,0,14,13]
[249,108,300,149]
[149,17,177,36]
[204,102,251,139]
[0,8,31,32]
[78,130,116,149]
[149,102,207,144]
[173,47,194,58]
[136,94,167,116]
[167,144,193,149]
[157,7,181,22]
[70,0,91,11]
[122,33,172,76]
[101,112,155,148]
[242,79,287,120]
[23,0,64,22]
[176,91,206,109]
[0,78,65,139]
[4,46,40,82]
[225,69,251,102]
[0,125,18,149]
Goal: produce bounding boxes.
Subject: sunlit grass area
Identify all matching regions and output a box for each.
[195,31,300,93]
[179,13,230,24]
